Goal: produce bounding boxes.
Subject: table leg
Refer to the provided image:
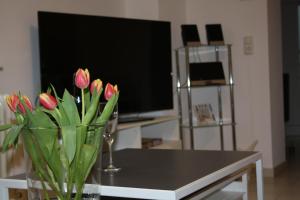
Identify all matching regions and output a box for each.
[242,173,248,200]
[256,159,264,200]
[0,187,9,200]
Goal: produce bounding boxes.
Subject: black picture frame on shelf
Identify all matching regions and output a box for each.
[181,24,201,46]
[189,61,226,86]
[205,24,224,45]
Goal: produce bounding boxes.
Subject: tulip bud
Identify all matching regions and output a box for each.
[39,93,58,110]
[104,83,118,100]
[18,96,33,113]
[90,79,103,94]
[75,68,90,89]
[6,94,19,113]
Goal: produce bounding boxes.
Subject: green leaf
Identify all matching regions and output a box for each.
[0,124,12,132]
[61,125,77,164]
[40,107,62,126]
[30,127,57,161]
[26,108,57,129]
[1,124,23,152]
[61,90,80,125]
[86,126,104,146]
[51,85,70,126]
[75,125,87,158]
[22,130,49,181]
[22,130,64,198]
[47,142,64,190]
[75,144,97,190]
[96,93,119,123]
[82,88,102,125]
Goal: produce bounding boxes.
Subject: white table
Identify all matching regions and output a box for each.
[0,149,264,200]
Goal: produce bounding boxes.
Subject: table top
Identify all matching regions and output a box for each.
[101,149,260,199]
[0,149,261,200]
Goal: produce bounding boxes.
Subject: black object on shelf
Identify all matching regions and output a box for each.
[181,24,201,46]
[205,24,224,45]
[189,61,226,86]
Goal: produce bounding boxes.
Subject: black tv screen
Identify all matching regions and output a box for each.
[38,11,173,115]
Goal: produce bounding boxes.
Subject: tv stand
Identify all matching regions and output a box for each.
[114,115,181,150]
[118,116,155,124]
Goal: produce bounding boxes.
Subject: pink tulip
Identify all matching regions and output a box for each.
[75,68,90,89]
[104,83,118,100]
[39,93,58,110]
[6,94,19,113]
[90,79,103,94]
[18,96,33,113]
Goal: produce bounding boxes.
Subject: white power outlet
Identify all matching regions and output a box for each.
[243,36,253,55]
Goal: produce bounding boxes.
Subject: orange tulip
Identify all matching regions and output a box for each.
[6,94,33,114]
[39,93,58,110]
[104,83,118,100]
[90,79,103,94]
[6,94,19,113]
[75,68,90,89]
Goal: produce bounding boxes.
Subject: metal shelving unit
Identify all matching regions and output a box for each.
[175,44,236,150]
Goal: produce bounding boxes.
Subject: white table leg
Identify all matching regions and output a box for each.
[256,159,264,200]
[242,173,248,200]
[0,187,9,200]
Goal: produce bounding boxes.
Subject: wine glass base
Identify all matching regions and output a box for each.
[103,166,121,173]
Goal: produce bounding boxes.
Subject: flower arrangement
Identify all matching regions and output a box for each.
[0,68,119,200]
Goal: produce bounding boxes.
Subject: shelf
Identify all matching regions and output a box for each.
[204,191,244,200]
[117,115,179,131]
[181,121,235,128]
[176,44,232,50]
[177,83,233,89]
[175,44,236,150]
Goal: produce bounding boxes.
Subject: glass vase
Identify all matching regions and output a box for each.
[23,124,104,200]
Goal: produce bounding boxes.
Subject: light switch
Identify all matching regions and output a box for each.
[243,36,253,55]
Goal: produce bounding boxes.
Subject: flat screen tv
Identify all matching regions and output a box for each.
[38,11,173,117]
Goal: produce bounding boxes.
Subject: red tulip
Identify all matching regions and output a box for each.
[18,96,33,113]
[90,79,103,94]
[104,83,118,100]
[6,94,19,113]
[75,68,90,89]
[39,93,58,110]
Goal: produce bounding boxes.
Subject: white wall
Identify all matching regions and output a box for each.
[124,0,159,20]
[185,0,285,169]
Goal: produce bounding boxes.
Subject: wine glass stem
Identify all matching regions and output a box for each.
[108,141,113,166]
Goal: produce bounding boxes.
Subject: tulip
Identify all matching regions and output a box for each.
[39,93,58,110]
[90,79,103,94]
[75,68,90,89]
[104,83,118,100]
[6,94,19,113]
[18,96,33,113]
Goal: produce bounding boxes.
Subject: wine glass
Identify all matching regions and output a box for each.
[100,102,121,173]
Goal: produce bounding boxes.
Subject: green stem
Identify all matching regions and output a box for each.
[29,134,64,199]
[38,172,51,200]
[75,183,84,200]
[81,89,85,122]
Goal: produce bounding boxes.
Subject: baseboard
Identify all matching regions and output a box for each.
[263,161,287,178]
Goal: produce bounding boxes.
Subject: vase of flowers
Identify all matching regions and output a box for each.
[0,68,119,200]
